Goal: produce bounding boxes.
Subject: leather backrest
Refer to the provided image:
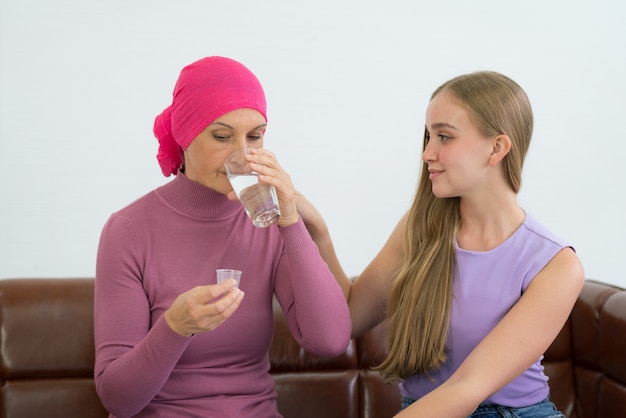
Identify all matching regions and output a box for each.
[269,297,361,418]
[269,297,401,418]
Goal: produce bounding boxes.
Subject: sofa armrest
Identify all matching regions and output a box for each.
[0,278,108,418]
[543,279,626,417]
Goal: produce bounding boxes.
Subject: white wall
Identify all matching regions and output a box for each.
[1,0,625,288]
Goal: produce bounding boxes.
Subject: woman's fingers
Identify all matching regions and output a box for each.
[247,149,283,182]
[199,286,245,331]
[247,148,299,225]
[166,282,245,336]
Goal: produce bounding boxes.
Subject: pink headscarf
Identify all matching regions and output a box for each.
[153,56,267,176]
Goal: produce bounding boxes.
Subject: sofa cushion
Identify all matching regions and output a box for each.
[1,278,624,418]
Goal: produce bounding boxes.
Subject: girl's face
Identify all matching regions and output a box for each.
[183,108,267,194]
[422,92,496,199]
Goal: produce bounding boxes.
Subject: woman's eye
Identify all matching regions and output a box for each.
[247,135,262,141]
[438,134,451,141]
[214,135,229,142]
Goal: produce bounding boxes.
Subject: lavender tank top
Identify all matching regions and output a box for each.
[399,213,569,407]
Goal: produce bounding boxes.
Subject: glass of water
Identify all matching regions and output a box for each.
[224,147,280,227]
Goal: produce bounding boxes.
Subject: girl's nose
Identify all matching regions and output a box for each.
[422,140,436,163]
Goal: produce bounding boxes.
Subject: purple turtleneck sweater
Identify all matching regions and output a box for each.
[94,173,351,418]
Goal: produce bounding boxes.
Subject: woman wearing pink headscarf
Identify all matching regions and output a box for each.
[94,56,350,418]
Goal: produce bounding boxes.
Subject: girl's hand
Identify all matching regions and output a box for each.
[294,189,329,241]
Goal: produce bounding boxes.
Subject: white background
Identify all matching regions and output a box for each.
[1,0,625,288]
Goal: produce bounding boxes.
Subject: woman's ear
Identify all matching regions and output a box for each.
[488,134,512,167]
[179,146,186,173]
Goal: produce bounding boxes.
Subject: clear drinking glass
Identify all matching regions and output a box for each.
[224,147,280,228]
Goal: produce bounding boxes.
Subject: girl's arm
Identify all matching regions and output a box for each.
[296,191,407,338]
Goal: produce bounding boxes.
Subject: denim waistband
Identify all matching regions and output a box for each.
[401,396,564,417]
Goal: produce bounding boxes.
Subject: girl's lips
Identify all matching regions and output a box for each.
[429,169,444,180]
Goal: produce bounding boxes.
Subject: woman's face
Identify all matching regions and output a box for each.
[422,91,495,199]
[183,108,267,194]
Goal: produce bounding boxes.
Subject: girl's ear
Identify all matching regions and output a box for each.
[488,134,512,167]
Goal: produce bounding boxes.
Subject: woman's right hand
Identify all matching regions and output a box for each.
[164,280,244,336]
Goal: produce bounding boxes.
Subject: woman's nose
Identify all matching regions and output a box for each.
[232,138,248,151]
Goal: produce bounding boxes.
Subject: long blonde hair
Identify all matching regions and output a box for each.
[376,71,534,382]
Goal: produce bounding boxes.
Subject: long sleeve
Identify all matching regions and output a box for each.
[274,218,351,357]
[94,213,193,417]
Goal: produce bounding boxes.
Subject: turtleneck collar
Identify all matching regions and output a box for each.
[156,173,242,220]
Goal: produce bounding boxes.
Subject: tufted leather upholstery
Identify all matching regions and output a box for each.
[0,278,624,418]
[270,298,401,418]
[542,280,626,417]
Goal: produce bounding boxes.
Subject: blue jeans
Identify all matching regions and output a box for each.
[400,396,565,417]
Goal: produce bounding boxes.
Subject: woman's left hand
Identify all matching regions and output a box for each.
[231,148,299,227]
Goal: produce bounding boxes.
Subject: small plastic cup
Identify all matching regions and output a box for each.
[216,269,242,288]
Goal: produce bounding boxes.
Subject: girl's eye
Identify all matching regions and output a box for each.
[438,134,451,141]
[425,131,431,143]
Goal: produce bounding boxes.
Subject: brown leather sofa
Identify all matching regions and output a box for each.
[1,278,624,418]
